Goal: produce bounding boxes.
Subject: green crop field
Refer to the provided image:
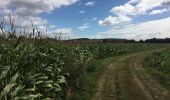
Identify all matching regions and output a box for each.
[0,37,170,100]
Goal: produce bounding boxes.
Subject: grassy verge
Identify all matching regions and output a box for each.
[67,57,115,100]
[144,48,170,90]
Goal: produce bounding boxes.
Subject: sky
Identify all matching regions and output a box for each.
[0,0,170,40]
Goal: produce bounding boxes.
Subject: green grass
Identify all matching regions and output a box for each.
[67,57,115,100]
[144,48,170,90]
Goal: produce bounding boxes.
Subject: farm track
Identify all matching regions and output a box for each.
[92,49,170,100]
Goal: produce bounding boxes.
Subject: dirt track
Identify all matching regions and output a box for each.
[92,49,170,100]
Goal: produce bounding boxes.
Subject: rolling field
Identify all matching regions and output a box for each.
[0,38,170,100]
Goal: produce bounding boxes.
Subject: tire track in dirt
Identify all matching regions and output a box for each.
[92,56,131,100]
[115,55,151,100]
[132,54,170,100]
[92,49,170,100]
[92,63,117,100]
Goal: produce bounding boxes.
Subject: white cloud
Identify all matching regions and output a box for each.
[84,17,97,22]
[149,8,169,15]
[99,15,131,26]
[54,28,74,39]
[128,0,140,4]
[16,16,48,28]
[0,0,78,17]
[0,0,78,34]
[163,0,170,5]
[55,28,73,35]
[85,1,95,7]
[91,17,97,21]
[78,23,89,31]
[110,4,138,16]
[0,9,12,16]
[96,17,170,40]
[135,0,163,12]
[116,0,170,16]
[0,0,10,8]
[99,0,170,26]
[79,10,85,14]
[49,25,56,29]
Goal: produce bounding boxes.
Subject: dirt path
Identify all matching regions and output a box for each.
[92,49,170,100]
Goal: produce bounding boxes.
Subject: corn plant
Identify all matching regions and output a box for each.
[0,42,67,100]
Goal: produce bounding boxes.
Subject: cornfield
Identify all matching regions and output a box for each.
[0,38,159,100]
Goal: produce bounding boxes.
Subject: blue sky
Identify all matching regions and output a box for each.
[39,0,117,38]
[0,0,170,40]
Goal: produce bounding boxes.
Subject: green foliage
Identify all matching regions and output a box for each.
[148,49,170,73]
[145,48,170,90]
[0,42,66,100]
[0,40,159,99]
